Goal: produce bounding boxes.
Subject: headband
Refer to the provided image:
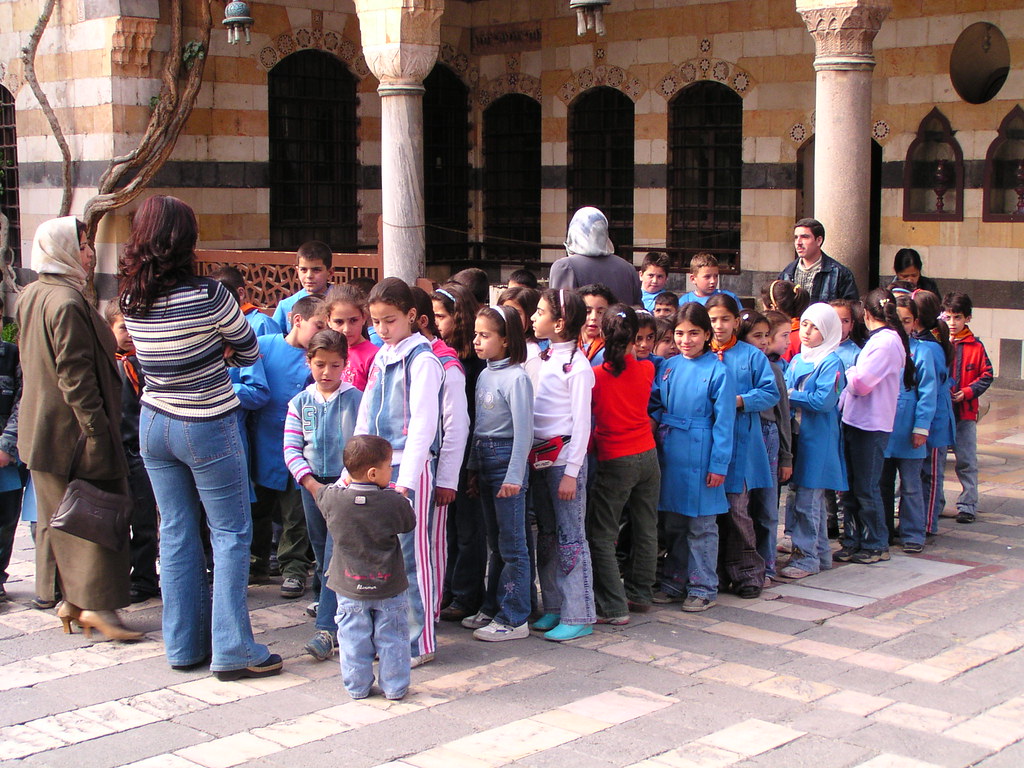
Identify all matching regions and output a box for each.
[436,288,456,304]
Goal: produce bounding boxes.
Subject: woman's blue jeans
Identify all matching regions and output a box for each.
[141,409,270,671]
[300,484,338,633]
[474,438,530,627]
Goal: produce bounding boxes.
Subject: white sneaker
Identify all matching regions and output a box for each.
[473,620,529,642]
[461,611,492,630]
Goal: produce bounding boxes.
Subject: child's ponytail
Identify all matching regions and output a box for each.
[912,289,953,369]
[600,304,638,377]
[865,287,916,389]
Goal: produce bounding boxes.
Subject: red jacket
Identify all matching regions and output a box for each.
[951,328,992,422]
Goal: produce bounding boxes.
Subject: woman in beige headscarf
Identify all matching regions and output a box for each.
[15,216,140,640]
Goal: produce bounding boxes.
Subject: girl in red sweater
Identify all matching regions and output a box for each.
[586,305,661,624]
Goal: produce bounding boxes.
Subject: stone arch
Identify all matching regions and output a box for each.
[557,64,645,105]
[257,24,369,79]
[476,55,540,108]
[437,40,479,90]
[655,56,754,101]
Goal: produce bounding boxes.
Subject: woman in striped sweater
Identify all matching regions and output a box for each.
[120,196,282,682]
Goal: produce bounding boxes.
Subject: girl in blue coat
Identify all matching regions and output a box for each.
[780,303,847,579]
[913,290,956,537]
[880,294,939,552]
[706,294,779,598]
[650,302,735,611]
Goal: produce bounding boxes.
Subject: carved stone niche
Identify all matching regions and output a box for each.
[983,105,1024,223]
[111,17,157,77]
[903,108,964,222]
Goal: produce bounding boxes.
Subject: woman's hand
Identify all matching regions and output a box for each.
[497,483,521,499]
[706,472,725,488]
[557,474,577,501]
[223,344,235,360]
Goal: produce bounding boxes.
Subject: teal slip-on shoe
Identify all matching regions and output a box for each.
[530,613,560,631]
[543,623,594,642]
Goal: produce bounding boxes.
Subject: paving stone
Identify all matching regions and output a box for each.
[739,733,872,767]
[846,723,994,767]
[15,722,211,768]
[172,698,286,738]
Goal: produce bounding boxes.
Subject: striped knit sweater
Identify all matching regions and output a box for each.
[124,277,260,421]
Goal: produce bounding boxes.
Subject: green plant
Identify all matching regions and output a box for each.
[1,320,18,345]
[182,41,205,71]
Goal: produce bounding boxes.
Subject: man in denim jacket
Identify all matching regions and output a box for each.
[778,218,859,304]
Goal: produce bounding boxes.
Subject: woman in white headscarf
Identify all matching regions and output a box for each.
[16,217,139,639]
[548,207,641,306]
[779,302,848,579]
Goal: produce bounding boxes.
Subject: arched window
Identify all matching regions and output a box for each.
[483,94,541,261]
[424,65,470,263]
[268,51,358,250]
[903,108,964,222]
[569,87,634,256]
[668,82,742,271]
[982,105,1024,222]
[0,85,20,269]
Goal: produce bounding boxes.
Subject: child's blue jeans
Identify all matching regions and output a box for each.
[661,513,719,601]
[953,419,979,515]
[532,463,595,625]
[335,593,410,699]
[299,482,339,633]
[841,425,890,553]
[474,438,531,628]
[881,457,925,546]
[789,486,831,573]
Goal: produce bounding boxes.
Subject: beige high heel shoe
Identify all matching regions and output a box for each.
[56,601,82,634]
[77,610,144,642]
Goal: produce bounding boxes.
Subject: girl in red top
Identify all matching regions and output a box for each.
[586,305,661,625]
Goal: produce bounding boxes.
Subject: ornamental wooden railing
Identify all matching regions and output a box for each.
[194,249,382,311]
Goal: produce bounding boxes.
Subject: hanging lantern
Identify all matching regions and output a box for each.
[570,0,610,36]
[223,0,254,45]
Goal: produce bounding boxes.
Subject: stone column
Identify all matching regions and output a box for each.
[797,0,890,291]
[354,0,444,283]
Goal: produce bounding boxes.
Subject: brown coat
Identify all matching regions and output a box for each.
[16,276,131,608]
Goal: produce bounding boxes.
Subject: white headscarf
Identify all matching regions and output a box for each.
[564,207,614,258]
[31,216,87,291]
[799,302,842,369]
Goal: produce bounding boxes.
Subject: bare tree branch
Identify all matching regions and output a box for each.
[21,0,73,217]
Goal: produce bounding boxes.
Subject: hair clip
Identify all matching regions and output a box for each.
[436,288,455,303]
[878,297,889,307]
[558,289,567,315]
[616,311,627,318]
[890,287,911,296]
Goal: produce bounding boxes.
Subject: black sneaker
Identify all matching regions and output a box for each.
[832,547,857,563]
[652,590,685,604]
[902,542,924,554]
[850,549,889,564]
[215,653,283,681]
[0,584,6,603]
[956,511,976,524]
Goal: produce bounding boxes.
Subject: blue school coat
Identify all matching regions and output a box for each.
[835,338,860,371]
[230,355,270,503]
[252,334,310,490]
[650,351,735,516]
[914,334,955,450]
[884,338,937,460]
[719,341,779,493]
[246,308,282,337]
[786,352,848,491]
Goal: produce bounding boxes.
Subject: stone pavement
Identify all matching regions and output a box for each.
[3,391,1024,768]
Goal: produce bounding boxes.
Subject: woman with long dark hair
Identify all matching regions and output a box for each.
[120,195,281,680]
[17,216,140,640]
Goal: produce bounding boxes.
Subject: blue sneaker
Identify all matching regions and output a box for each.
[543,623,593,642]
[530,613,560,631]
[304,630,336,661]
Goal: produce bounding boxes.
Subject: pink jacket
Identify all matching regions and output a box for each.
[839,327,905,433]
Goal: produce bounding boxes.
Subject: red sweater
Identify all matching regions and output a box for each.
[951,328,993,422]
[592,355,656,461]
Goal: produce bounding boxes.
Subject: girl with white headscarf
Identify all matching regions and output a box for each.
[16,216,140,639]
[779,303,848,579]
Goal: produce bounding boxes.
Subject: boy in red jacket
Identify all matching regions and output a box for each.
[941,292,993,524]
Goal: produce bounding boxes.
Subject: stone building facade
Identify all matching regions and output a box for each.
[0,0,1022,380]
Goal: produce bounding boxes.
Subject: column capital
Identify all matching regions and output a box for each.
[797,0,891,70]
[354,0,444,86]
